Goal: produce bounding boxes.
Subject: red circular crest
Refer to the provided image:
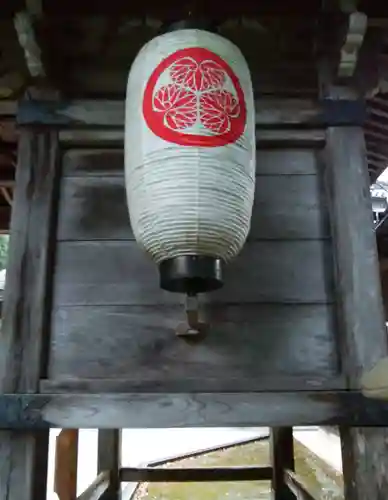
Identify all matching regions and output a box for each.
[143,47,247,147]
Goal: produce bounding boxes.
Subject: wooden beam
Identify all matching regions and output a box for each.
[284,470,316,500]
[98,430,121,500]
[325,124,387,385]
[1,188,13,207]
[0,126,60,500]
[367,157,386,172]
[3,391,388,429]
[120,466,272,482]
[54,429,79,500]
[39,375,348,394]
[367,150,388,163]
[77,471,110,500]
[17,98,366,128]
[323,94,388,498]
[270,428,296,500]
[58,128,326,148]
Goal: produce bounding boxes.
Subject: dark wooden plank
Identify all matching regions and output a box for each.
[53,240,334,306]
[58,129,326,148]
[325,126,387,383]
[271,428,296,500]
[61,149,320,177]
[0,128,60,500]
[324,125,388,500]
[18,98,318,127]
[98,430,121,500]
[62,149,124,176]
[40,375,348,394]
[4,391,388,429]
[119,466,272,482]
[56,174,330,241]
[256,150,320,175]
[284,470,316,500]
[47,304,338,382]
[19,98,318,127]
[17,98,365,127]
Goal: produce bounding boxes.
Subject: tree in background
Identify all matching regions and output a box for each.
[0,235,9,271]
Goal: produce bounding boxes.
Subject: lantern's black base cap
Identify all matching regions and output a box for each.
[159,256,223,294]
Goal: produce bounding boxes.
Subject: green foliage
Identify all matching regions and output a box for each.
[0,235,9,271]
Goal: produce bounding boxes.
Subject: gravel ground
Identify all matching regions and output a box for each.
[133,439,343,500]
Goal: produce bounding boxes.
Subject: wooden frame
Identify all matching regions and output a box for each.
[0,89,386,499]
[1,390,388,428]
[0,125,60,500]
[271,428,296,500]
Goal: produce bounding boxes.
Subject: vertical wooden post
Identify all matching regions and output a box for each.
[270,427,296,500]
[0,127,60,500]
[324,123,388,498]
[54,429,79,500]
[98,430,121,500]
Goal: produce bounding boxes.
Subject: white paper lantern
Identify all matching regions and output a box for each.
[125,28,255,293]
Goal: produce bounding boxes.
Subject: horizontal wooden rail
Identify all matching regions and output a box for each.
[17,98,365,128]
[40,375,348,394]
[2,390,388,428]
[57,128,326,148]
[119,466,272,482]
[77,471,110,500]
[284,469,317,500]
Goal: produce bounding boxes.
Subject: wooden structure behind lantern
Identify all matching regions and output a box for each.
[2,2,388,500]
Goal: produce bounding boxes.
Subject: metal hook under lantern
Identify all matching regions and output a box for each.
[125,23,256,302]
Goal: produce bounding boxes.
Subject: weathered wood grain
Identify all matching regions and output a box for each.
[40,375,348,394]
[17,98,364,127]
[61,149,320,177]
[56,174,330,241]
[47,304,338,382]
[52,240,335,306]
[324,125,388,500]
[325,127,387,382]
[19,98,321,126]
[58,128,325,147]
[3,391,388,429]
[0,129,60,500]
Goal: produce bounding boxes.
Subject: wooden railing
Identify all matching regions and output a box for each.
[284,469,317,500]
[77,471,110,500]
[53,428,321,500]
[54,430,78,500]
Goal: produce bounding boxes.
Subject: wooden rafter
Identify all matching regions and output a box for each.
[1,187,12,207]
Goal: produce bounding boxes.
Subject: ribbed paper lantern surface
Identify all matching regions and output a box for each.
[125,29,255,293]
